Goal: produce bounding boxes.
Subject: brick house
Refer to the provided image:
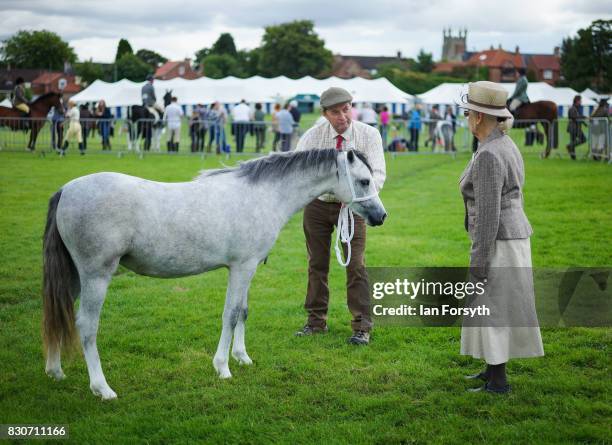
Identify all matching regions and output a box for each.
[434,45,561,85]
[154,59,201,80]
[524,49,561,85]
[0,68,46,95]
[31,72,82,97]
[465,46,526,82]
[331,52,411,79]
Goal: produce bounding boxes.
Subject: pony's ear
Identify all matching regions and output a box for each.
[347,150,355,163]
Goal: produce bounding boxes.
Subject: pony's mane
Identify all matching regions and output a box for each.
[197,149,372,184]
[32,92,60,103]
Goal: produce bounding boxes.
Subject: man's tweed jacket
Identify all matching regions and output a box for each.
[459,127,533,278]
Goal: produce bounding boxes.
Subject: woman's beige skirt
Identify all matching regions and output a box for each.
[461,238,544,364]
[66,121,83,143]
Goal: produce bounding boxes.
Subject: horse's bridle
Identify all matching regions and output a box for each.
[337,150,379,204]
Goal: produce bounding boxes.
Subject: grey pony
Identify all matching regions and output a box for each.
[42,149,387,400]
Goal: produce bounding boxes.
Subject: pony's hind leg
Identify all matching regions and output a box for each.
[213,263,257,378]
[77,269,117,400]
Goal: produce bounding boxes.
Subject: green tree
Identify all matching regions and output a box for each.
[195,33,239,70]
[202,54,243,78]
[446,64,488,81]
[211,33,237,57]
[115,53,151,81]
[135,49,168,69]
[0,30,76,70]
[376,65,465,95]
[195,47,210,67]
[258,20,333,78]
[561,19,611,91]
[236,48,261,77]
[115,39,133,62]
[75,60,105,85]
[414,49,434,73]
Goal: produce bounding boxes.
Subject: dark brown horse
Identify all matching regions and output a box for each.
[510,100,559,156]
[0,92,64,151]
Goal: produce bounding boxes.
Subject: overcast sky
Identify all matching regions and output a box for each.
[1,0,610,63]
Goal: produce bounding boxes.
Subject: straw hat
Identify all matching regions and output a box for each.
[458,81,512,118]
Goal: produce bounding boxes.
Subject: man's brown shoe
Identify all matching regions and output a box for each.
[348,330,370,345]
[295,324,328,336]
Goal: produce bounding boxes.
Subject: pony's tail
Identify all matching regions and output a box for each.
[43,190,79,355]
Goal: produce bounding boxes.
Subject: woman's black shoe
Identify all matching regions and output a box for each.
[467,382,511,394]
[464,372,488,382]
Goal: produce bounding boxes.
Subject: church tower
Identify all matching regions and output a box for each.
[442,28,467,61]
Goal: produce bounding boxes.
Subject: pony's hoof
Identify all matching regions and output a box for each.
[91,383,117,400]
[232,351,253,365]
[46,368,66,381]
[218,369,232,379]
[213,357,232,378]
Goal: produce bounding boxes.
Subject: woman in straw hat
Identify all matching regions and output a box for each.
[458,81,544,394]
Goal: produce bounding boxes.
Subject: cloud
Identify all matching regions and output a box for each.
[1,0,608,62]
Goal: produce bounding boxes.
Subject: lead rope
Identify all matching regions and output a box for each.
[334,148,378,267]
[334,204,355,267]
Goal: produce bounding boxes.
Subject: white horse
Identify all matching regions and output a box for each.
[42,149,387,400]
[434,120,455,152]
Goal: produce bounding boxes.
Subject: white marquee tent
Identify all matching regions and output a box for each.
[581,88,610,103]
[70,75,414,117]
[418,82,597,117]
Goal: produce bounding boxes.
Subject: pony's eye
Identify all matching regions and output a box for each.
[360,179,370,187]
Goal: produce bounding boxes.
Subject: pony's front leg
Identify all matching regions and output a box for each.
[231,294,252,365]
[213,264,256,379]
[153,128,161,152]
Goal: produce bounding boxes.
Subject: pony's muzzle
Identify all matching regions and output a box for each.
[370,211,387,226]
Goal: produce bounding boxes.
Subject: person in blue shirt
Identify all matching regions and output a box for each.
[276,104,295,152]
[408,105,422,151]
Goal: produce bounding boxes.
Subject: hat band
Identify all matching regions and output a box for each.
[467,97,507,110]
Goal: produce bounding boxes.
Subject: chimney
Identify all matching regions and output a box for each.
[490,44,494,50]
[554,46,560,57]
[515,46,520,54]
[397,50,402,59]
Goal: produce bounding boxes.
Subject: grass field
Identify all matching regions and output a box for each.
[0,142,610,443]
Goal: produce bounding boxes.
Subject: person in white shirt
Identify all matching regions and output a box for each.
[359,103,378,127]
[294,87,386,346]
[163,96,183,152]
[231,99,251,153]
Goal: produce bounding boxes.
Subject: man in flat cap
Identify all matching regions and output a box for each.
[295,87,386,345]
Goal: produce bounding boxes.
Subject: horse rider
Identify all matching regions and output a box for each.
[12,77,30,116]
[141,74,164,122]
[508,67,530,114]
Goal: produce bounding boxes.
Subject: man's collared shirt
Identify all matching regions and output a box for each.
[164,103,183,129]
[231,103,251,122]
[296,119,386,202]
[277,109,295,134]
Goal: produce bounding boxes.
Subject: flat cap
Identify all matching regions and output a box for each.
[320,87,353,108]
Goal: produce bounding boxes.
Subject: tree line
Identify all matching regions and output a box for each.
[0,19,609,94]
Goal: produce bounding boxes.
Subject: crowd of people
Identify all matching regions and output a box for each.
[35,95,610,159]
[5,75,610,158]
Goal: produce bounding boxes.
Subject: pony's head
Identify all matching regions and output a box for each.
[34,92,64,112]
[163,90,173,107]
[333,150,387,226]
